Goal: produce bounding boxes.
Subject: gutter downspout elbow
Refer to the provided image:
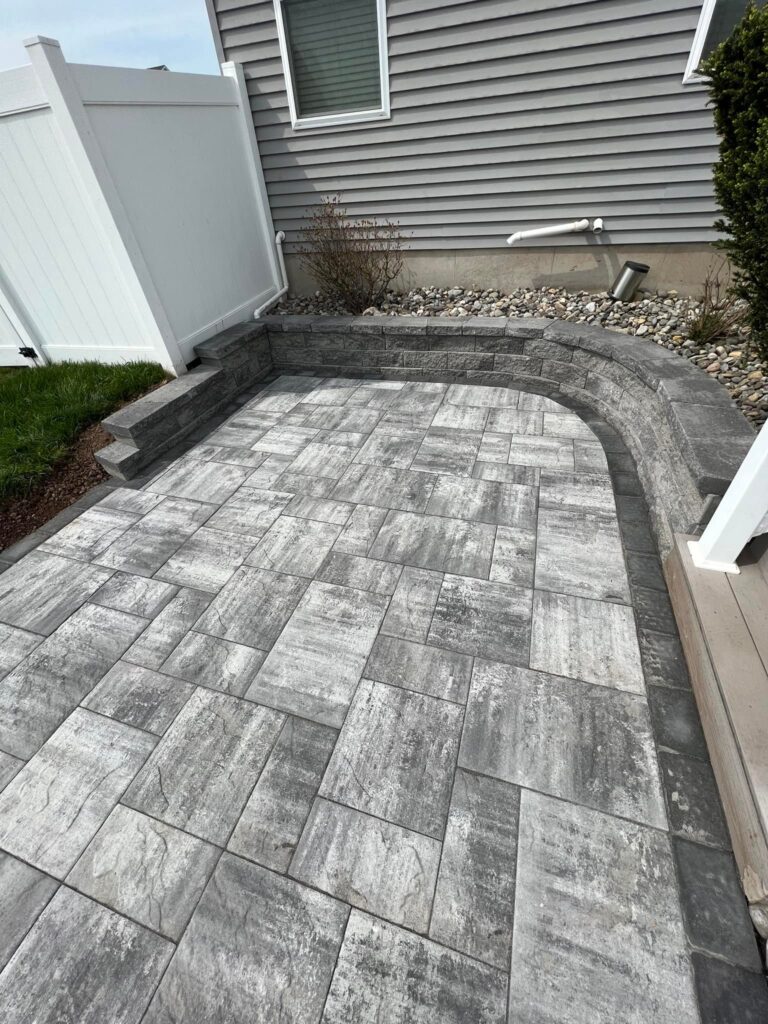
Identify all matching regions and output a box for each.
[253,231,289,318]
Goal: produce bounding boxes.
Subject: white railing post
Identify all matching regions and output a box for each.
[688,420,768,574]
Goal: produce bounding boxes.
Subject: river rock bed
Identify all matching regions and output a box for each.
[276,285,766,429]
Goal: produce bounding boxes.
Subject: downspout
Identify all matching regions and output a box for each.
[253,231,289,318]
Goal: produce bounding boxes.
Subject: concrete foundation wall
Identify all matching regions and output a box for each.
[285,244,720,299]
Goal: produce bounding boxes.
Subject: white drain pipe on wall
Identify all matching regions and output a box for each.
[253,231,289,318]
[506,218,595,246]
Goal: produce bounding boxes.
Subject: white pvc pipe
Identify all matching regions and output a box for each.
[506,218,591,246]
[688,420,768,573]
[253,230,289,318]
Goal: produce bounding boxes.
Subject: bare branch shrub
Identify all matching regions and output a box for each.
[298,196,405,313]
[687,259,748,346]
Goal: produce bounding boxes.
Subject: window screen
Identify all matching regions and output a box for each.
[281,0,382,119]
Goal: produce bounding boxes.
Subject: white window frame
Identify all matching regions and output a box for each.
[273,0,390,131]
[683,0,725,85]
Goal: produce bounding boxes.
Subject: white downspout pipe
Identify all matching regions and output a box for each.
[507,218,591,246]
[253,230,289,318]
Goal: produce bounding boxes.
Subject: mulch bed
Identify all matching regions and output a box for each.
[0,422,111,552]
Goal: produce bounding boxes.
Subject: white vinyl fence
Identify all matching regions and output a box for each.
[0,37,283,374]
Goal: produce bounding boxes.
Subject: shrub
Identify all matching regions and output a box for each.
[701,2,768,358]
[687,259,747,346]
[298,196,405,313]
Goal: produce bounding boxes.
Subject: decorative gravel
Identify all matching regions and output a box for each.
[277,286,766,429]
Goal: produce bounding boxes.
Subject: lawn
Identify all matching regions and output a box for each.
[0,361,167,500]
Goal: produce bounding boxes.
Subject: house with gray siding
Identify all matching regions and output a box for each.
[206,0,749,294]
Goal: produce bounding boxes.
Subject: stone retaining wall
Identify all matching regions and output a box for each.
[96,323,272,479]
[96,314,754,556]
[264,315,755,555]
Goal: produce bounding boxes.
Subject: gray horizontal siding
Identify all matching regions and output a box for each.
[211,0,718,249]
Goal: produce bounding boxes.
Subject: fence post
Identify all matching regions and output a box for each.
[688,420,768,573]
[23,36,187,375]
[221,60,283,296]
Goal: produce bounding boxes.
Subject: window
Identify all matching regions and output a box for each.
[274,0,390,130]
[684,0,750,83]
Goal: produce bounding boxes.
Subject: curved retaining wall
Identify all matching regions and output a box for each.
[265,315,756,555]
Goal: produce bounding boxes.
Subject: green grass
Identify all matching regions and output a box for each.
[0,361,167,500]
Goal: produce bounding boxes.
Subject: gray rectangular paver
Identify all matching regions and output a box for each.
[247,582,388,728]
[123,588,212,670]
[291,798,441,933]
[147,458,250,503]
[320,678,463,839]
[205,487,293,542]
[530,590,644,693]
[97,487,165,515]
[67,804,219,941]
[477,432,511,463]
[316,550,402,595]
[486,408,543,434]
[539,470,616,515]
[427,574,532,665]
[98,497,213,578]
[123,688,283,845]
[228,716,336,872]
[0,886,172,1024]
[459,660,666,828]
[322,911,507,1024]
[0,604,148,759]
[300,379,359,406]
[0,551,111,635]
[0,623,42,681]
[517,392,562,412]
[429,768,519,968]
[332,463,436,512]
[0,708,155,877]
[426,475,537,529]
[40,507,140,561]
[381,566,443,643]
[0,751,23,791]
[507,434,575,470]
[354,430,422,469]
[194,566,308,650]
[283,494,354,525]
[83,661,194,735]
[160,631,265,696]
[288,442,357,480]
[489,526,536,587]
[302,404,382,433]
[411,429,482,477]
[574,437,610,473]
[143,854,348,1024]
[508,791,698,1024]
[535,507,631,604]
[274,469,336,497]
[333,504,388,555]
[542,411,598,439]
[90,572,178,619]
[244,454,295,489]
[246,516,341,577]
[446,383,517,408]
[472,461,540,486]
[252,425,319,455]
[369,510,495,579]
[0,852,58,971]
[154,527,255,593]
[365,635,472,703]
[431,404,489,431]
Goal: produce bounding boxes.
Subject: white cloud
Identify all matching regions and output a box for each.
[0,0,219,74]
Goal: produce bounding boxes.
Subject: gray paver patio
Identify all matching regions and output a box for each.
[0,374,756,1022]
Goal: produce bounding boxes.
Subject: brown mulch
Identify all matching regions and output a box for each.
[0,422,111,552]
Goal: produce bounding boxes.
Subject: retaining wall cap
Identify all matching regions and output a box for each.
[459,316,507,336]
[194,323,264,360]
[425,319,464,335]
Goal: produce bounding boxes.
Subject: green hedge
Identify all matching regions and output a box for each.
[702,2,768,359]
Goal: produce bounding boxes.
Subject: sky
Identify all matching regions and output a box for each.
[0,0,220,75]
